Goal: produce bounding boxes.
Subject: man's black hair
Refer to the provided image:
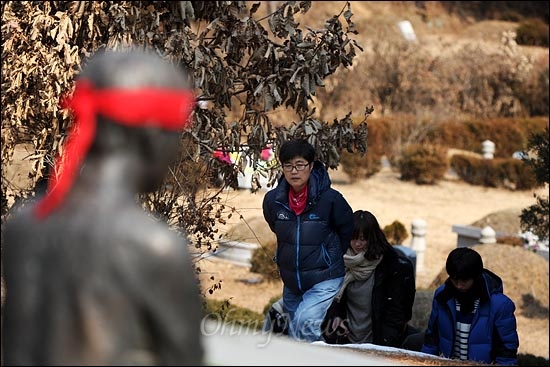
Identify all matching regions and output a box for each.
[446,247,484,280]
[278,139,315,164]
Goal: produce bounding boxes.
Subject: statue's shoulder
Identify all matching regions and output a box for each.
[116,211,189,257]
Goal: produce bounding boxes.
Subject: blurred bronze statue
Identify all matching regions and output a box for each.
[2,48,204,365]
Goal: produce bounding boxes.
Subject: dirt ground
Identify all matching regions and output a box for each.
[197,167,549,359]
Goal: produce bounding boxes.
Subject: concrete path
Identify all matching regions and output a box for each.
[201,320,407,366]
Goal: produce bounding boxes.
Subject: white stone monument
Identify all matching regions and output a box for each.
[482,140,495,159]
[410,218,427,273]
[479,226,496,244]
[397,20,417,42]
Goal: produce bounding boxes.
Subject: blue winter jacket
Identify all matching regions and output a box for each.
[421,269,519,365]
[262,161,354,293]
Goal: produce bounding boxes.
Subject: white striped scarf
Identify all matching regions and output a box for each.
[452,298,481,360]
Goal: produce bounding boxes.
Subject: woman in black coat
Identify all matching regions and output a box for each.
[322,210,417,348]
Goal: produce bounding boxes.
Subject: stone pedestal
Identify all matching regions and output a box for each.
[410,218,426,273]
[482,140,495,159]
[215,240,259,267]
[452,225,496,247]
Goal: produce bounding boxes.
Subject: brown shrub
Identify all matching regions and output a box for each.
[516,18,549,47]
[249,240,280,283]
[450,154,539,190]
[340,118,392,182]
[316,23,547,123]
[428,118,548,158]
[340,150,380,183]
[497,235,524,247]
[399,144,448,185]
[383,220,409,245]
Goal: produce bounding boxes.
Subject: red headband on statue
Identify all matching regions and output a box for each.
[34,80,196,220]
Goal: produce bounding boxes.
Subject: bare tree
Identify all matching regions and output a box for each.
[2,1,369,253]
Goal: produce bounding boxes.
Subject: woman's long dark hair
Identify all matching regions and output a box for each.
[352,210,392,261]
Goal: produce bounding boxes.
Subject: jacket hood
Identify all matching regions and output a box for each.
[437,268,504,304]
[481,268,504,295]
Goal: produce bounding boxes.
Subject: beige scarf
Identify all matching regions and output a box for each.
[335,249,383,302]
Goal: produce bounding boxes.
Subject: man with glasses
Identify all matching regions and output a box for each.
[262,138,354,342]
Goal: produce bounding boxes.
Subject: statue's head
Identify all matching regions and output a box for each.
[35,48,196,218]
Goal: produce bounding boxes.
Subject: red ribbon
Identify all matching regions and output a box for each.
[34,80,196,219]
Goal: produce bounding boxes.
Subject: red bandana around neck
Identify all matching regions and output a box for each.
[34,80,196,220]
[289,185,308,215]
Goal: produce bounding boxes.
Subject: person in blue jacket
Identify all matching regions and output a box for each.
[421,247,519,365]
[262,138,354,342]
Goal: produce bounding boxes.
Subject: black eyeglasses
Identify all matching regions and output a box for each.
[282,163,310,172]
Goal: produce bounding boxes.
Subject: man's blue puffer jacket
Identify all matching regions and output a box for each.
[421,269,519,365]
[262,161,354,293]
